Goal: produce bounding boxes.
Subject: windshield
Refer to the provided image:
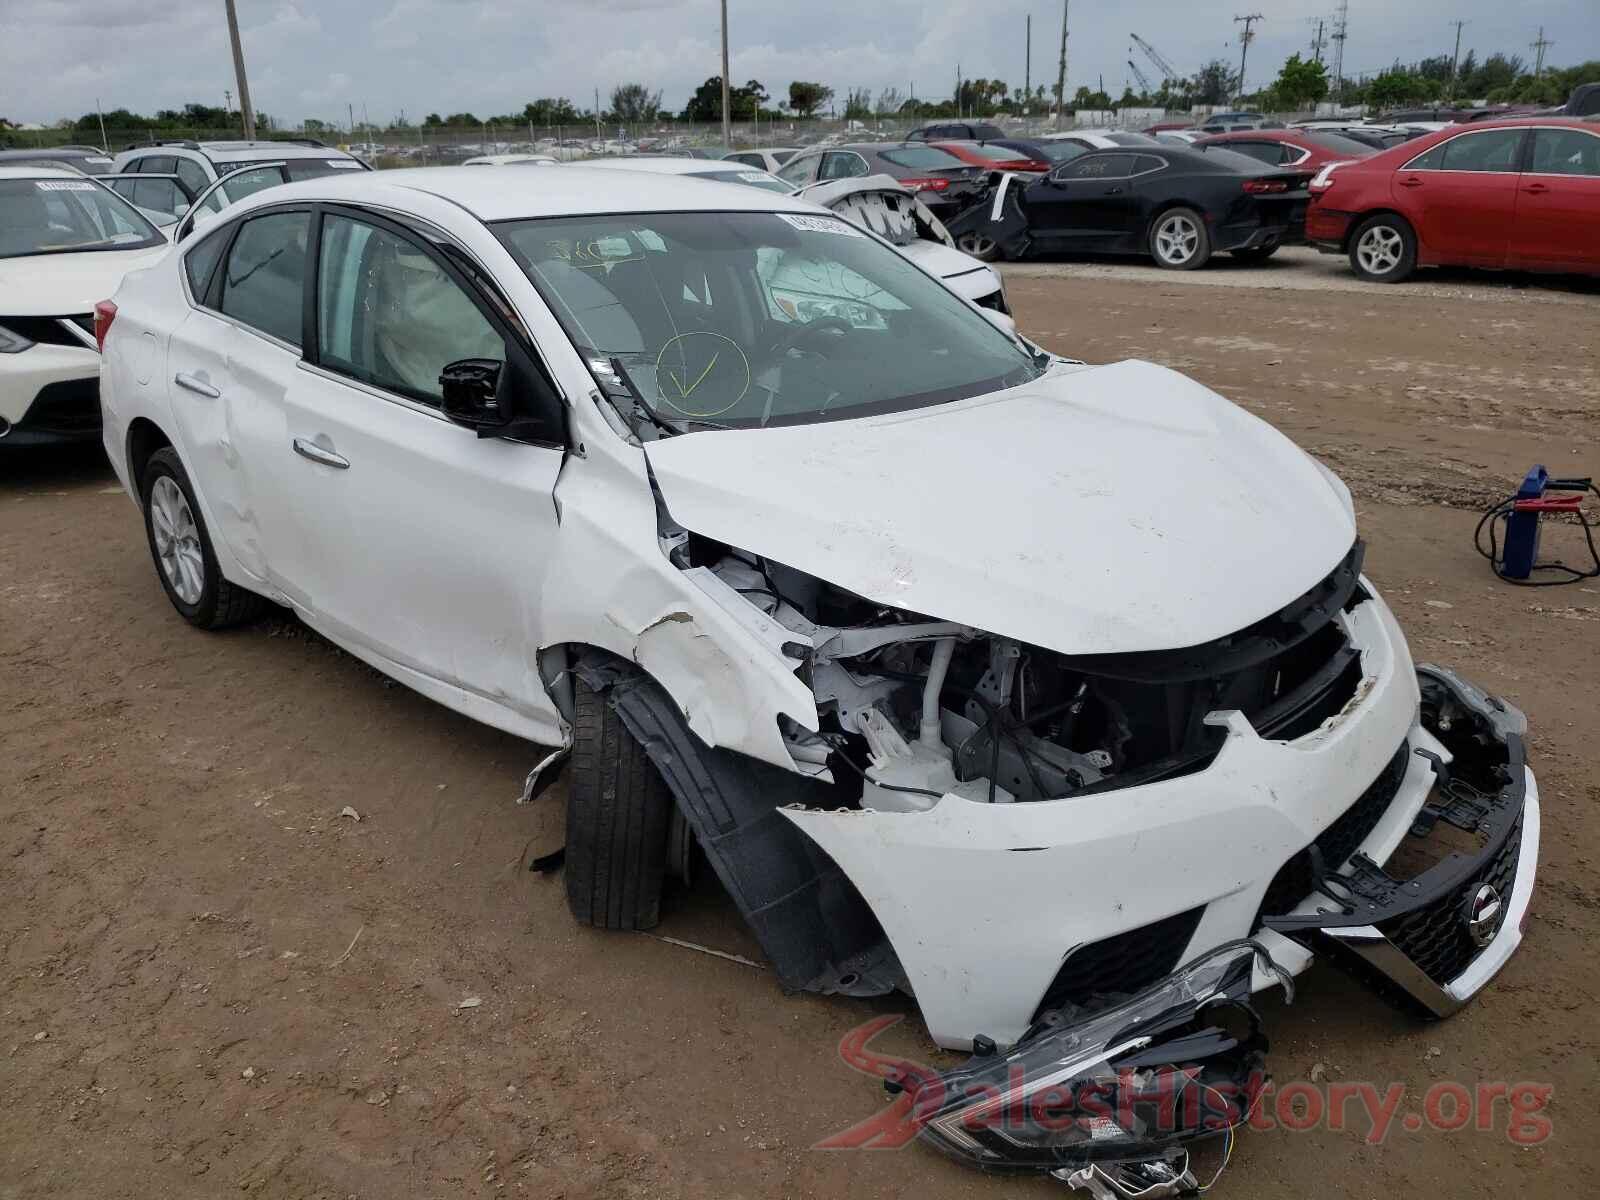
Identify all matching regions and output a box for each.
[696,169,795,193]
[0,178,164,257]
[1036,140,1089,163]
[958,143,1031,162]
[496,211,1042,431]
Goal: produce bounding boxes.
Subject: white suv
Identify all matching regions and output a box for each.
[97,166,1537,1184]
[111,139,368,207]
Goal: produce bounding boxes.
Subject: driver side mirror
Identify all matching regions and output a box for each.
[440,358,510,430]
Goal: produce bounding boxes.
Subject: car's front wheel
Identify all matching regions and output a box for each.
[1348,214,1417,283]
[1149,208,1212,270]
[564,676,673,930]
[140,447,267,629]
[955,230,1003,262]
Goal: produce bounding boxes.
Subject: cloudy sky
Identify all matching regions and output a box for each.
[3,0,1595,126]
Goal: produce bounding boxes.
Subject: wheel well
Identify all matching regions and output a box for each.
[126,418,172,503]
[1342,208,1412,253]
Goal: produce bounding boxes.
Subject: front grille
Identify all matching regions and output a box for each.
[0,315,94,349]
[1256,741,1411,921]
[20,378,102,435]
[1032,906,1205,1021]
[1379,813,1522,986]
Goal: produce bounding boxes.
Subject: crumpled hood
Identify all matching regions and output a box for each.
[644,359,1358,656]
[0,245,169,316]
[898,240,997,297]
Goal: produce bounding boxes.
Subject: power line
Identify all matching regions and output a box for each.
[1234,13,1263,99]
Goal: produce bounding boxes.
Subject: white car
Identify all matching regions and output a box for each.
[575,155,795,193]
[111,139,370,197]
[99,167,1537,1188]
[462,153,559,167]
[722,148,802,172]
[0,166,168,447]
[799,174,1009,313]
[1041,128,1162,151]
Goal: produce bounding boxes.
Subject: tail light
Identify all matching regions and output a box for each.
[1309,161,1352,193]
[899,177,950,192]
[1242,179,1289,194]
[93,300,118,353]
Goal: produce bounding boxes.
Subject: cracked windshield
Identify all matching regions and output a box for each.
[496,211,1041,430]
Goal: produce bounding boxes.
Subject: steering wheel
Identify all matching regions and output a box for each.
[768,315,854,360]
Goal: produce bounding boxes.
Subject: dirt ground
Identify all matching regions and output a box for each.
[3,257,1597,1199]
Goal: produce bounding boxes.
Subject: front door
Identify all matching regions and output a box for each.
[1511,126,1600,270]
[1027,153,1139,250]
[266,208,566,738]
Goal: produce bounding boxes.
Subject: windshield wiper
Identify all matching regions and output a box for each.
[596,353,734,439]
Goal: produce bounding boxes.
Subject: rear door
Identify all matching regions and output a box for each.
[1511,126,1600,270]
[1393,128,1526,266]
[164,207,313,586]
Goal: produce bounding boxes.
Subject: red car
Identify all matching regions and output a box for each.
[1306,118,1600,282]
[1192,129,1376,178]
[929,140,1049,174]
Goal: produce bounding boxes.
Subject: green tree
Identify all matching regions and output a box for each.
[842,87,873,120]
[1366,68,1433,110]
[1190,60,1239,106]
[1071,85,1112,109]
[422,113,444,127]
[788,81,834,118]
[1272,53,1329,109]
[609,83,661,123]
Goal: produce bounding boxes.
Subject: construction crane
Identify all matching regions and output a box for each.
[1129,33,1180,85]
[1127,58,1156,94]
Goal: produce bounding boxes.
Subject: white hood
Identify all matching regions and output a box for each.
[898,240,1000,299]
[644,359,1357,656]
[0,246,169,316]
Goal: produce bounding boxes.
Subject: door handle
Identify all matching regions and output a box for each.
[173,371,220,398]
[1522,182,1550,194]
[1397,175,1424,188]
[292,437,349,470]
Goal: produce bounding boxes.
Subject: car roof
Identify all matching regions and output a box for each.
[579,156,753,175]
[219,165,819,222]
[0,164,87,180]
[0,147,106,160]
[123,141,356,162]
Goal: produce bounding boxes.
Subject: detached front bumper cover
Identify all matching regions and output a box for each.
[905,941,1284,1182]
[1263,664,1539,1018]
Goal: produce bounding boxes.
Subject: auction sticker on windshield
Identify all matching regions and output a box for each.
[777,213,865,237]
[36,181,99,192]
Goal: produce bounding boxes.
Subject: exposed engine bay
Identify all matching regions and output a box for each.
[672,535,1368,809]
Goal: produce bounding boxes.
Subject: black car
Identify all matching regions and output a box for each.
[906,121,1007,142]
[774,142,985,217]
[943,145,1308,270]
[0,147,116,174]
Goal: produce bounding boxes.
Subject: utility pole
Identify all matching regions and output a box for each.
[719,0,732,147]
[1331,0,1349,101]
[1233,14,1263,101]
[95,98,108,151]
[1053,0,1069,130]
[1310,19,1325,64]
[1025,14,1032,110]
[224,0,256,140]
[1449,19,1468,98]
[1530,26,1552,76]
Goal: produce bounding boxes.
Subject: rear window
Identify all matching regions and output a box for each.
[970,124,1005,140]
[1037,141,1088,163]
[1304,132,1376,157]
[698,169,794,193]
[1193,146,1275,173]
[879,146,966,170]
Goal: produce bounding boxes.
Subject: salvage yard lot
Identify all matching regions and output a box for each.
[3,263,1597,1198]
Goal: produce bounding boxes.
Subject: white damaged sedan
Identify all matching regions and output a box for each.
[99,167,1537,1191]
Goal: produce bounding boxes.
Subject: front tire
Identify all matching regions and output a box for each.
[955,230,1003,262]
[1149,207,1212,270]
[1348,214,1417,283]
[564,676,673,930]
[140,447,267,629]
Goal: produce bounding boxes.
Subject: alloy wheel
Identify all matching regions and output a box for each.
[957,231,997,260]
[150,475,205,605]
[1357,225,1404,275]
[1154,214,1200,265]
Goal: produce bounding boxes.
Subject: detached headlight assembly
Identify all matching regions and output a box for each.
[904,942,1281,1191]
[0,322,35,354]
